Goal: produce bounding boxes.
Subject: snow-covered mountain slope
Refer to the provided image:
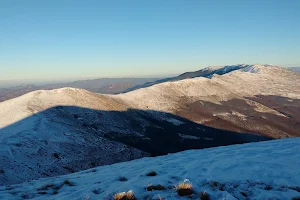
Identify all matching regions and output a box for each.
[118,64,299,110]
[0,64,299,186]
[174,64,249,80]
[0,87,128,129]
[0,88,150,185]
[0,88,269,185]
[117,64,300,137]
[1,138,299,200]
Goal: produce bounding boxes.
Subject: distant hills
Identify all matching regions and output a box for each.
[288,67,300,72]
[2,65,297,103]
[0,64,256,103]
[0,78,160,103]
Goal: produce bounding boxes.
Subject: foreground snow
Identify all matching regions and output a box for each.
[1,138,300,200]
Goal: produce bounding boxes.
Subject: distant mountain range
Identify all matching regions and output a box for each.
[2,64,296,103]
[288,67,300,72]
[0,64,259,102]
[0,78,160,103]
[0,64,299,185]
[126,65,300,92]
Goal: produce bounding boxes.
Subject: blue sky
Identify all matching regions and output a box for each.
[0,0,299,81]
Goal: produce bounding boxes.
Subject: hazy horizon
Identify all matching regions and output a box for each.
[1,0,300,81]
[0,72,180,88]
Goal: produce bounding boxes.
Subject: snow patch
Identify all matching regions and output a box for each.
[178,133,200,140]
[165,118,184,125]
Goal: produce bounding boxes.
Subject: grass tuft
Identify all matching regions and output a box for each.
[146,171,157,176]
[119,176,128,182]
[52,184,64,191]
[5,186,13,191]
[21,194,29,199]
[146,184,166,191]
[92,189,101,194]
[287,186,300,192]
[37,191,47,195]
[264,185,273,190]
[209,181,219,188]
[240,191,247,197]
[63,180,75,186]
[209,181,225,190]
[114,190,136,200]
[200,191,210,200]
[37,184,54,191]
[176,182,193,196]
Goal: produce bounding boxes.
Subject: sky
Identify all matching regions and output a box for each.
[0,0,300,81]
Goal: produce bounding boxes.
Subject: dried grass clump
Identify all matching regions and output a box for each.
[176,182,193,196]
[146,171,157,176]
[113,190,136,200]
[63,180,75,186]
[200,191,210,200]
[146,184,166,191]
[37,184,54,191]
[119,176,128,182]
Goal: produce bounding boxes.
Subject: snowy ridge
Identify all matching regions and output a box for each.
[115,64,300,138]
[117,64,300,111]
[240,64,278,73]
[0,138,300,200]
[0,88,150,185]
[0,87,127,129]
[1,64,296,126]
[204,64,248,73]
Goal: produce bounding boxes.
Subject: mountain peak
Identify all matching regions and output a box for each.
[239,64,286,74]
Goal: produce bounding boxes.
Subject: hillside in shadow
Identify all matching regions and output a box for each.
[0,106,271,185]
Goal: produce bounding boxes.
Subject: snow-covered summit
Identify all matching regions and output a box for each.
[204,64,284,75]
[239,64,281,73]
[0,138,299,200]
[0,87,128,129]
[204,64,249,73]
[118,63,300,111]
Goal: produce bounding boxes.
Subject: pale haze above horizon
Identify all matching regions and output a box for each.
[0,0,300,81]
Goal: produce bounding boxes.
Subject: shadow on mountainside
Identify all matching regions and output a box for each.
[0,106,271,185]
